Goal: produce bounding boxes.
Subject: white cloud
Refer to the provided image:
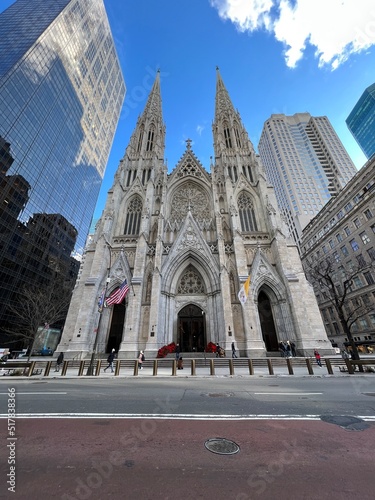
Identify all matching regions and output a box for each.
[196,124,205,135]
[209,0,375,69]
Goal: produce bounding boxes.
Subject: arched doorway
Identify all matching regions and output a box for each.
[257,291,279,352]
[178,304,206,352]
[106,303,126,353]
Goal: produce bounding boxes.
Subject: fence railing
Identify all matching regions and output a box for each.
[2,356,373,377]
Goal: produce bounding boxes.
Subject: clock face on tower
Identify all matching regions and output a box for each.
[170,182,209,222]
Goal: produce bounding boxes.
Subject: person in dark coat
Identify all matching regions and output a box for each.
[175,343,180,361]
[231,342,237,358]
[55,352,64,372]
[290,342,296,357]
[279,342,287,357]
[216,343,221,357]
[104,349,115,373]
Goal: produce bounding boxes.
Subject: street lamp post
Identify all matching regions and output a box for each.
[86,245,111,376]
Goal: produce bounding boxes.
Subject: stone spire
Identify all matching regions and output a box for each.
[126,70,165,160]
[213,67,255,158]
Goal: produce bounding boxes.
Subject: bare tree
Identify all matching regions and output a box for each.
[304,255,375,361]
[3,281,72,361]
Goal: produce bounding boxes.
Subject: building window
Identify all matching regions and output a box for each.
[364,208,373,220]
[329,239,334,249]
[360,231,370,244]
[353,276,362,288]
[363,271,375,285]
[350,239,359,251]
[341,245,349,257]
[124,197,142,235]
[146,127,155,151]
[238,193,258,232]
[371,224,375,234]
[367,247,375,261]
[353,218,361,228]
[369,313,375,326]
[344,226,351,236]
[356,254,367,267]
[224,125,232,149]
[333,251,340,263]
[359,318,368,329]
[336,233,343,243]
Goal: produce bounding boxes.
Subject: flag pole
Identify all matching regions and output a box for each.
[86,243,111,376]
[121,245,136,296]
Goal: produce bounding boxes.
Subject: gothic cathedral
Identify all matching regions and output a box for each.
[58,69,333,359]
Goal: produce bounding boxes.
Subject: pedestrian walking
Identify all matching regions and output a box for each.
[177,356,184,370]
[104,349,116,373]
[290,341,296,357]
[231,342,237,358]
[175,343,180,361]
[279,342,287,357]
[216,343,221,358]
[138,350,145,369]
[341,349,349,360]
[286,341,292,358]
[314,349,322,367]
[55,352,64,372]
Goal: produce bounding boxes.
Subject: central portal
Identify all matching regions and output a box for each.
[178,304,206,352]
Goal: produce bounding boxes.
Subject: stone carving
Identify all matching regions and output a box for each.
[171,183,209,221]
[177,224,204,252]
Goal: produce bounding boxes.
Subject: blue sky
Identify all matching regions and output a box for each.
[2,1,375,223]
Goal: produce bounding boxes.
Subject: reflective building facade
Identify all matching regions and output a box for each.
[346,83,375,160]
[0,0,125,339]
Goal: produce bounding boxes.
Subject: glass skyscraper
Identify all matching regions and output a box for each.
[0,0,125,340]
[346,83,375,160]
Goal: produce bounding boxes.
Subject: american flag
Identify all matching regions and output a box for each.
[106,279,129,306]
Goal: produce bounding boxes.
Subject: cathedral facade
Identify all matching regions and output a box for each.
[57,69,333,359]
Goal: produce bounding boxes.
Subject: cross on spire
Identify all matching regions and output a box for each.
[186,138,192,150]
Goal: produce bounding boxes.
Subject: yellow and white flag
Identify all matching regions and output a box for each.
[238,275,251,305]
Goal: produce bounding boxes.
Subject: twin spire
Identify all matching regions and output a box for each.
[128,67,251,160]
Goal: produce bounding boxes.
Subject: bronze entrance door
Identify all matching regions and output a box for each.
[178,304,205,352]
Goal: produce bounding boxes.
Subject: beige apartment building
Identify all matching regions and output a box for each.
[300,157,375,352]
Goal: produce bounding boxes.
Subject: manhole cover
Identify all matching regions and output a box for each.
[320,415,369,431]
[204,438,240,455]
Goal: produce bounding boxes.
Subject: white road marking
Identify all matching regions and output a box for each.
[253,392,323,395]
[0,392,67,395]
[0,413,374,421]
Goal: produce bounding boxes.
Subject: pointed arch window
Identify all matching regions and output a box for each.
[224,123,232,149]
[234,124,242,148]
[124,196,143,235]
[137,125,144,152]
[238,192,258,232]
[146,126,155,151]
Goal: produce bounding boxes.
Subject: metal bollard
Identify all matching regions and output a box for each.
[61,360,68,376]
[286,358,294,375]
[305,358,314,375]
[134,360,139,376]
[267,358,274,375]
[229,359,234,376]
[115,360,120,376]
[345,358,354,374]
[172,359,177,376]
[28,361,36,377]
[44,361,52,377]
[325,358,333,375]
[248,359,254,375]
[191,359,196,376]
[95,360,101,376]
[210,358,215,376]
[153,359,158,376]
[78,360,85,377]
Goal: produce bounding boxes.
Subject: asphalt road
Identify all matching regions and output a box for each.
[1,377,375,499]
